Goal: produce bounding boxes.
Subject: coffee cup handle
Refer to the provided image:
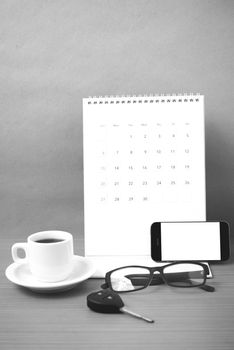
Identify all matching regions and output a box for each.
[11,243,28,263]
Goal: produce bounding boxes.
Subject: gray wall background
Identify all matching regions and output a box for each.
[1,0,234,254]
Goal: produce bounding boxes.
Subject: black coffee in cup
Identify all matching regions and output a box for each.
[35,238,64,244]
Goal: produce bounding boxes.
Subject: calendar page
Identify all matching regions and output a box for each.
[83,95,206,275]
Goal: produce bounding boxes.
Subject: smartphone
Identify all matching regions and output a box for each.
[151,221,230,262]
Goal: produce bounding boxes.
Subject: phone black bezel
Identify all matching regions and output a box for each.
[220,221,230,261]
[151,222,162,262]
[151,221,230,262]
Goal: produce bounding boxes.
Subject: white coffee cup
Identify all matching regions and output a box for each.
[11,231,74,282]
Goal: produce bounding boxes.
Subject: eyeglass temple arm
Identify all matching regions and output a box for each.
[101,273,215,292]
[125,274,164,285]
[101,282,109,289]
[199,284,215,292]
[100,274,164,289]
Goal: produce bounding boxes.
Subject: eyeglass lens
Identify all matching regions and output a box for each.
[110,267,150,292]
[163,263,205,287]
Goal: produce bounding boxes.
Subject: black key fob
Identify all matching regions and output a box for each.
[87,289,124,314]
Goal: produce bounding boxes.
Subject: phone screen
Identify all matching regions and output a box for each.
[161,222,221,260]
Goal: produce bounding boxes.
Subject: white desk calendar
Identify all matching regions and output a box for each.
[83,94,206,277]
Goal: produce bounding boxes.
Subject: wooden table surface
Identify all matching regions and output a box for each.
[1,237,234,350]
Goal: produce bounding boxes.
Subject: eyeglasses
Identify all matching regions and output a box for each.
[102,262,215,293]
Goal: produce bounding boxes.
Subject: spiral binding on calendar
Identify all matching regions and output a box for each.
[85,93,201,105]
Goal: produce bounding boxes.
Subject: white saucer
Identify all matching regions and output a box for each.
[5,255,96,293]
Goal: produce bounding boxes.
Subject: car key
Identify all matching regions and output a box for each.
[87,289,154,323]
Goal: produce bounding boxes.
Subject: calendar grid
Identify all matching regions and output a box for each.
[83,94,206,262]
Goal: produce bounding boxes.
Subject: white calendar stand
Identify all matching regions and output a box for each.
[83,94,206,277]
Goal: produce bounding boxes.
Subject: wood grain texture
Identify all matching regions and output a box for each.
[1,236,234,350]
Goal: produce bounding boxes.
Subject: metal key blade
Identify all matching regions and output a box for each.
[120,307,154,323]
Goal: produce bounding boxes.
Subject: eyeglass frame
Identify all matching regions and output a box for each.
[103,261,210,293]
